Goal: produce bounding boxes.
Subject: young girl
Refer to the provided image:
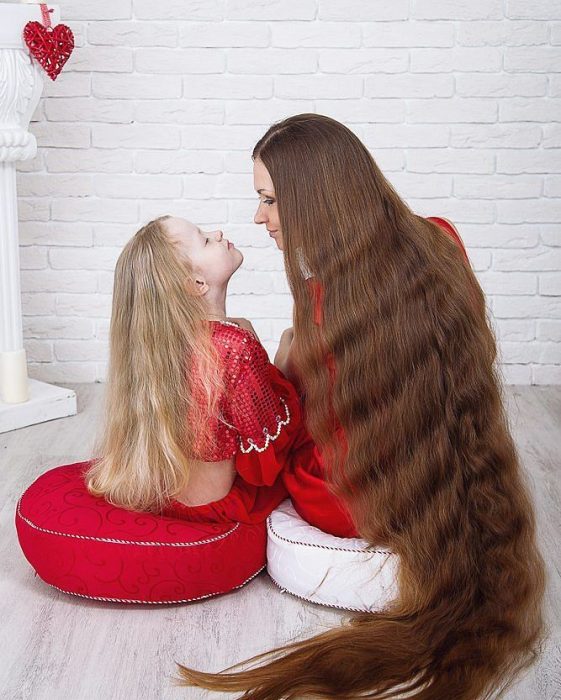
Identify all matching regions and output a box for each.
[85,214,307,526]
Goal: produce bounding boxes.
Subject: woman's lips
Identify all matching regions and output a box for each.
[268,230,278,237]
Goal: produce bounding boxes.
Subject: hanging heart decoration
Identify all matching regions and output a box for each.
[23,4,74,81]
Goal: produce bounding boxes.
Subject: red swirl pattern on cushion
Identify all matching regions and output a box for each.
[15,462,267,603]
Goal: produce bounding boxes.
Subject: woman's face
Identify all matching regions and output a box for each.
[164,216,243,287]
[253,158,284,251]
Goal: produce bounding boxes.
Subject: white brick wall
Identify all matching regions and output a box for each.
[16,0,561,385]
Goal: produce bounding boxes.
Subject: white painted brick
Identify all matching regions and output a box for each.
[389,172,452,199]
[29,362,97,383]
[320,49,407,74]
[68,47,133,73]
[413,0,502,21]
[532,365,561,384]
[228,48,316,74]
[500,364,532,384]
[47,149,134,174]
[92,74,182,100]
[544,176,561,197]
[553,23,561,45]
[19,247,48,270]
[496,319,536,341]
[181,125,264,150]
[542,125,561,147]
[227,0,315,21]
[450,124,541,149]
[454,175,541,199]
[93,174,182,199]
[275,75,362,99]
[134,100,223,125]
[363,22,453,48]
[537,320,561,341]
[494,248,561,271]
[57,0,131,20]
[55,341,109,362]
[46,99,135,124]
[97,272,115,294]
[364,74,454,98]
[181,174,219,198]
[43,73,91,98]
[49,247,120,271]
[24,339,54,363]
[466,249,492,271]
[541,227,561,246]
[407,149,493,172]
[539,273,561,295]
[183,75,273,99]
[16,153,43,174]
[56,294,112,318]
[96,319,111,341]
[88,21,178,47]
[30,122,91,149]
[92,124,180,150]
[497,149,561,173]
[494,295,561,318]
[414,47,501,74]
[92,224,138,246]
[272,22,360,48]
[366,126,450,150]
[455,74,547,98]
[135,0,223,20]
[135,150,223,175]
[497,200,561,224]
[320,0,408,21]
[21,270,98,294]
[139,200,227,224]
[412,199,495,225]
[504,47,561,72]
[313,99,405,124]
[21,293,56,316]
[51,199,138,223]
[16,173,92,198]
[226,99,314,124]
[96,363,108,383]
[459,225,539,249]
[135,49,225,74]
[215,173,254,198]
[225,151,256,173]
[459,21,548,47]
[23,317,95,339]
[18,199,49,222]
[408,99,497,124]
[180,22,269,47]
[479,271,537,295]
[19,231,66,264]
[499,99,561,122]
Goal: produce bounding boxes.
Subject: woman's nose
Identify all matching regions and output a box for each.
[254,206,266,225]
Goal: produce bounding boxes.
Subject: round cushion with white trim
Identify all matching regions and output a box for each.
[15,461,267,604]
[266,499,399,612]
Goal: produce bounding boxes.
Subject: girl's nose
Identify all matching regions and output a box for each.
[216,230,223,240]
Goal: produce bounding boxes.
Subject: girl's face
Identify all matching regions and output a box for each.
[164,216,243,288]
[253,158,284,251]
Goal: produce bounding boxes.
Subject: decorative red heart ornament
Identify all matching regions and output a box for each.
[23,21,74,81]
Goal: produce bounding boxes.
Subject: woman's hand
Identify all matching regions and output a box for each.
[227,317,258,340]
[274,327,295,377]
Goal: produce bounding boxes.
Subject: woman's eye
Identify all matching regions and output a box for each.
[264,199,275,205]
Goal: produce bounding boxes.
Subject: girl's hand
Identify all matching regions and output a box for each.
[274,327,295,377]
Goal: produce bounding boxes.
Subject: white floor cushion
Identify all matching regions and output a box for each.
[266,499,399,612]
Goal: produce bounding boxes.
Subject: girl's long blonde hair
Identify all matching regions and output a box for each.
[176,114,547,699]
[86,215,225,513]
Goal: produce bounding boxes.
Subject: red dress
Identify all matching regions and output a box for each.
[162,320,307,525]
[281,216,471,538]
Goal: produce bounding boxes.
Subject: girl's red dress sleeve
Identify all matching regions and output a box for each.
[225,335,307,488]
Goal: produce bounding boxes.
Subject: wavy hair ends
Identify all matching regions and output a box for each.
[174,114,546,699]
[86,215,225,514]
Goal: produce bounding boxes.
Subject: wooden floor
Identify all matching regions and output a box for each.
[1,384,560,700]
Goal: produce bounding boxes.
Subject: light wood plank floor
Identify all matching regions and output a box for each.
[1,384,560,700]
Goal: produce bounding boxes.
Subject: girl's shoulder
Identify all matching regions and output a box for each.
[210,319,265,362]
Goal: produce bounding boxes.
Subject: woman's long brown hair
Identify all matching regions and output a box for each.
[175,114,547,699]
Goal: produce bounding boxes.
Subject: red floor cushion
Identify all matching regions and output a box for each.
[15,461,266,604]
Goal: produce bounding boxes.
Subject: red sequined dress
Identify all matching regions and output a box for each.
[162,319,307,525]
[280,216,471,538]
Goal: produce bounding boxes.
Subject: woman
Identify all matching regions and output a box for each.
[176,114,546,699]
[86,214,307,527]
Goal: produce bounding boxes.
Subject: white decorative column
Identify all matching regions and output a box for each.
[0,3,76,433]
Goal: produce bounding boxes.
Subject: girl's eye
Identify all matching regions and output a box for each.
[205,238,209,245]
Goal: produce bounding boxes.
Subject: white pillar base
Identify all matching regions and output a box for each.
[0,378,76,434]
[0,348,29,403]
